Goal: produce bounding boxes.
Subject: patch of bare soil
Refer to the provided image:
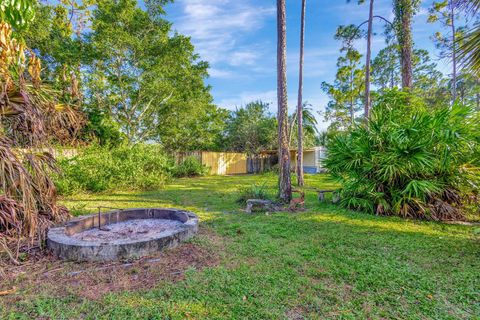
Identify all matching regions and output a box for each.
[0,226,224,303]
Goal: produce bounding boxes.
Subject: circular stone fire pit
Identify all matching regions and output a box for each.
[47,208,199,261]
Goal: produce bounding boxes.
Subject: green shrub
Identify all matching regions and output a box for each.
[324,90,480,221]
[172,156,209,178]
[56,144,174,194]
[236,182,271,205]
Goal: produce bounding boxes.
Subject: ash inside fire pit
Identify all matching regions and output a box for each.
[71,219,184,242]
[47,208,199,261]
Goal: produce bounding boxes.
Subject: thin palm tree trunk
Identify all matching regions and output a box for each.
[277,0,292,202]
[365,0,374,120]
[296,0,306,186]
[451,0,457,102]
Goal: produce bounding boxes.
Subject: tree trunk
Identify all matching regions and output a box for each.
[296,0,306,187]
[350,68,355,124]
[450,0,457,102]
[277,0,292,203]
[364,0,374,120]
[394,0,414,89]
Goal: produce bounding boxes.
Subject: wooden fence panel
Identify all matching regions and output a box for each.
[198,151,247,175]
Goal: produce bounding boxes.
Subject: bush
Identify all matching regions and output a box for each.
[324,90,480,221]
[172,156,209,178]
[236,182,271,205]
[56,144,174,194]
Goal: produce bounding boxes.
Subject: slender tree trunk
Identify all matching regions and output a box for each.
[296,0,306,187]
[350,68,354,124]
[394,0,414,89]
[450,0,457,102]
[277,0,292,203]
[400,5,413,88]
[365,0,374,120]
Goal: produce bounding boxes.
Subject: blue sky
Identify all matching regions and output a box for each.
[164,0,448,130]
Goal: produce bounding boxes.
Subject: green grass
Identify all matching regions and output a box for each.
[2,174,479,319]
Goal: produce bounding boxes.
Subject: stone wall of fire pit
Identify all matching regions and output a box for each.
[47,208,199,262]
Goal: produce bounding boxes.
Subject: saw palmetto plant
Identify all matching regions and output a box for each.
[0,21,84,258]
[325,90,480,221]
[457,0,480,75]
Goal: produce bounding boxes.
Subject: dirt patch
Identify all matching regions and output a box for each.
[1,226,224,303]
[285,307,307,320]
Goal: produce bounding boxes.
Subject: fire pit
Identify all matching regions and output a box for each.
[47,208,199,261]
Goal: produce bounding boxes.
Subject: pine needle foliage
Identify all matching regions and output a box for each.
[324,90,480,221]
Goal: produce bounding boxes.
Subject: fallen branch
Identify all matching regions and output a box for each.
[0,287,16,296]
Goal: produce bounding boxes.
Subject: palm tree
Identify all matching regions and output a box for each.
[277,0,292,202]
[457,0,480,75]
[296,0,306,186]
[450,1,458,101]
[289,103,319,147]
[0,22,83,259]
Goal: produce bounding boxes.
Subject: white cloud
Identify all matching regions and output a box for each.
[208,68,234,78]
[217,90,277,110]
[229,50,259,66]
[173,0,275,68]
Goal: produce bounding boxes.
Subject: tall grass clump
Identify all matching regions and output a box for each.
[56,144,173,194]
[324,90,480,221]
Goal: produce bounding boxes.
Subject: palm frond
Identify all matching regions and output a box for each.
[458,23,480,76]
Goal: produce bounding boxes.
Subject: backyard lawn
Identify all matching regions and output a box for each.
[2,174,479,319]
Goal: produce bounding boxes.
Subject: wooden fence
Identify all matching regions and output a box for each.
[175,151,277,175]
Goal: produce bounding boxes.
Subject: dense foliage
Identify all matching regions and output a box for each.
[17,0,225,151]
[56,145,209,195]
[56,145,172,194]
[222,101,277,155]
[325,91,480,221]
[0,21,83,247]
[221,100,319,155]
[172,156,209,178]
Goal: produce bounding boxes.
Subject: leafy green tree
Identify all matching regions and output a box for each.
[455,72,480,108]
[223,101,277,155]
[371,44,401,90]
[347,0,379,119]
[0,0,35,29]
[85,0,223,150]
[412,49,450,104]
[372,46,449,104]
[428,0,463,100]
[322,25,365,131]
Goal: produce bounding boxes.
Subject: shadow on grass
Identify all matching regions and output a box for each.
[7,174,479,319]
